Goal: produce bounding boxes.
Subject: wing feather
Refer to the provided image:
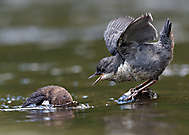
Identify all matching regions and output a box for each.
[119,13,158,44]
[104,13,158,56]
[104,16,134,55]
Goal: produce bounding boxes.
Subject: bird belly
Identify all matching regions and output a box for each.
[114,61,154,82]
[113,61,134,82]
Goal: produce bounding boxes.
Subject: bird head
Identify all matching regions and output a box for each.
[88,56,116,85]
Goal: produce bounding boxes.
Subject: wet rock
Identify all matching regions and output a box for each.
[134,88,158,102]
[22,85,75,108]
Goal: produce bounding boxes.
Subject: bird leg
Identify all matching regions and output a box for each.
[117,79,157,103]
[129,79,154,93]
[129,80,157,100]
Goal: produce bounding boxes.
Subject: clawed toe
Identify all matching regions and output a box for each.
[115,87,158,105]
[115,88,136,104]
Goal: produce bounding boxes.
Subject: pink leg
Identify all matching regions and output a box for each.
[127,79,157,100]
[132,79,153,91]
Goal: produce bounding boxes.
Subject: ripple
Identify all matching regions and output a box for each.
[0,103,93,112]
[162,64,189,77]
[0,94,93,112]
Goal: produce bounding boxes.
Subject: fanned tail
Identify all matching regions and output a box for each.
[160,19,174,49]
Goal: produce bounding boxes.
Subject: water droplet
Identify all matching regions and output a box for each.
[71,65,82,74]
[16,96,22,101]
[109,81,116,86]
[50,68,62,76]
[42,100,50,106]
[7,101,12,104]
[0,98,6,102]
[82,96,88,99]
[105,104,109,107]
[6,95,10,101]
[11,96,16,101]
[20,78,31,85]
[73,81,79,87]
[43,117,51,121]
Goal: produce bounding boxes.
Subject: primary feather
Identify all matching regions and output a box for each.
[104,16,134,55]
[104,13,158,57]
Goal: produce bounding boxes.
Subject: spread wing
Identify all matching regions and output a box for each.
[104,13,158,56]
[104,16,134,55]
[119,13,158,44]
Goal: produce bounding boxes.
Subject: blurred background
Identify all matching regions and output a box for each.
[0,0,189,135]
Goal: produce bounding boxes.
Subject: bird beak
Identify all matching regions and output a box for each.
[88,73,97,79]
[88,72,103,86]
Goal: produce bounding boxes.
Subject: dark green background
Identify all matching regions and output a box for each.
[0,0,188,135]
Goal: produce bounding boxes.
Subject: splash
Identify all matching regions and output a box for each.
[0,95,93,112]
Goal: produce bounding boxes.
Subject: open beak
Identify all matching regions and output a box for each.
[88,72,103,86]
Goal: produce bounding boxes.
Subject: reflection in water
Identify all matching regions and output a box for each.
[104,103,173,135]
[24,109,75,127]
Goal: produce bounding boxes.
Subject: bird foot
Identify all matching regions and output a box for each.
[115,88,158,104]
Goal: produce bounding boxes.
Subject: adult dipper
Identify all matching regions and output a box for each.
[89,13,174,102]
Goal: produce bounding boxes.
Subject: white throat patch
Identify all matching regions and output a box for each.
[114,61,133,82]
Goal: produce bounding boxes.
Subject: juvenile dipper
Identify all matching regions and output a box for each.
[22,85,74,107]
[89,13,174,102]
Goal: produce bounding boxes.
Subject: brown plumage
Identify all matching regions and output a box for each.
[22,85,73,107]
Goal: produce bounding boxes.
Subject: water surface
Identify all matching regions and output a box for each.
[0,0,189,135]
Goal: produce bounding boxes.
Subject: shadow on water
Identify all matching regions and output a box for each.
[104,103,174,135]
[0,0,189,135]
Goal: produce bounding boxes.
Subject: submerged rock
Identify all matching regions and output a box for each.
[22,85,76,108]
